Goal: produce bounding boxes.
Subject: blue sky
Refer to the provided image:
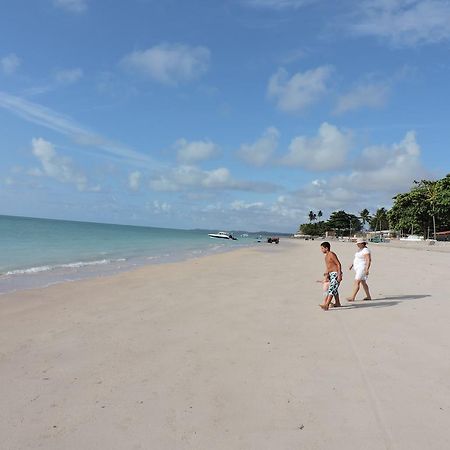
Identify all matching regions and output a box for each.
[1,0,449,232]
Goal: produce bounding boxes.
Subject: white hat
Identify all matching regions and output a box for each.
[356,238,366,244]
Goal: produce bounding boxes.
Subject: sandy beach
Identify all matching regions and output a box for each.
[1,239,450,450]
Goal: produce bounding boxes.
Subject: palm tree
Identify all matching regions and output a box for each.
[318,210,323,221]
[359,208,371,230]
[371,208,389,232]
[308,210,315,223]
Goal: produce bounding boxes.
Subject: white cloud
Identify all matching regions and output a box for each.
[129,171,141,191]
[291,180,361,214]
[149,165,278,193]
[334,81,390,114]
[0,91,158,168]
[155,131,428,232]
[121,43,210,85]
[243,0,313,8]
[1,54,21,75]
[55,68,83,85]
[269,196,305,219]
[30,137,88,191]
[289,130,428,215]
[175,138,219,164]
[352,0,450,46]
[279,48,306,65]
[152,200,171,214]
[237,127,279,166]
[53,0,87,13]
[150,166,233,191]
[267,66,332,112]
[281,122,352,171]
[191,196,304,232]
[19,68,83,97]
[230,200,265,210]
[343,130,426,191]
[227,196,305,230]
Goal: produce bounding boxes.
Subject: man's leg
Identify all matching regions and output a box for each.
[320,273,339,310]
[320,294,333,310]
[333,292,342,307]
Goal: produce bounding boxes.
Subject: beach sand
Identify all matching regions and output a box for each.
[1,240,449,450]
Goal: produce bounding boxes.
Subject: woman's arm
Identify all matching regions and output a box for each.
[364,253,371,274]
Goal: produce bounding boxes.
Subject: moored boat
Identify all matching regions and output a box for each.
[208,231,237,240]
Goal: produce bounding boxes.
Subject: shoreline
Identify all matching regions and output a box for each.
[1,239,450,449]
[3,236,449,296]
[0,238,258,295]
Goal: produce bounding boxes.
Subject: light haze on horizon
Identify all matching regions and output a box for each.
[1,0,449,232]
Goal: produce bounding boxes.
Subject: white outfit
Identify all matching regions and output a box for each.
[353,247,370,281]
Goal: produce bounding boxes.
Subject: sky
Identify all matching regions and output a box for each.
[1,0,450,232]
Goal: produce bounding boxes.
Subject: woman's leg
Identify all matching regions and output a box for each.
[361,280,371,300]
[347,280,361,301]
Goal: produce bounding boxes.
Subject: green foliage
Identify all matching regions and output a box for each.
[299,221,328,236]
[296,175,450,237]
[388,174,450,237]
[359,208,371,227]
[370,207,390,231]
[298,210,361,237]
[327,210,362,235]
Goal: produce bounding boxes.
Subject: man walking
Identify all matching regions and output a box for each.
[319,242,343,310]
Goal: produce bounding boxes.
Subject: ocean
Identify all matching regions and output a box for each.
[0,215,259,294]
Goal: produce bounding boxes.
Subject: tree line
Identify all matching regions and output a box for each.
[299,174,450,238]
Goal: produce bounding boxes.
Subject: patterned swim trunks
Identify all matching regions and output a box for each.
[327,271,339,296]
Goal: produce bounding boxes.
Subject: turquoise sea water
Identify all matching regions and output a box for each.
[0,215,257,294]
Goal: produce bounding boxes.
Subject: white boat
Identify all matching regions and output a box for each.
[208,231,237,240]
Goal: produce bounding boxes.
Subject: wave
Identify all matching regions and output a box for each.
[3,258,127,276]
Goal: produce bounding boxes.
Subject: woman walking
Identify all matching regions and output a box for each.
[347,238,372,302]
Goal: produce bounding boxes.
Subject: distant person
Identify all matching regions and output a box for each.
[347,238,372,302]
[319,242,343,310]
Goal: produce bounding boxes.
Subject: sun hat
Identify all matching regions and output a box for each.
[356,238,366,244]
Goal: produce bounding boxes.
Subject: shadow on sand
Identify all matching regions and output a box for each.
[375,294,431,301]
[329,294,431,310]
